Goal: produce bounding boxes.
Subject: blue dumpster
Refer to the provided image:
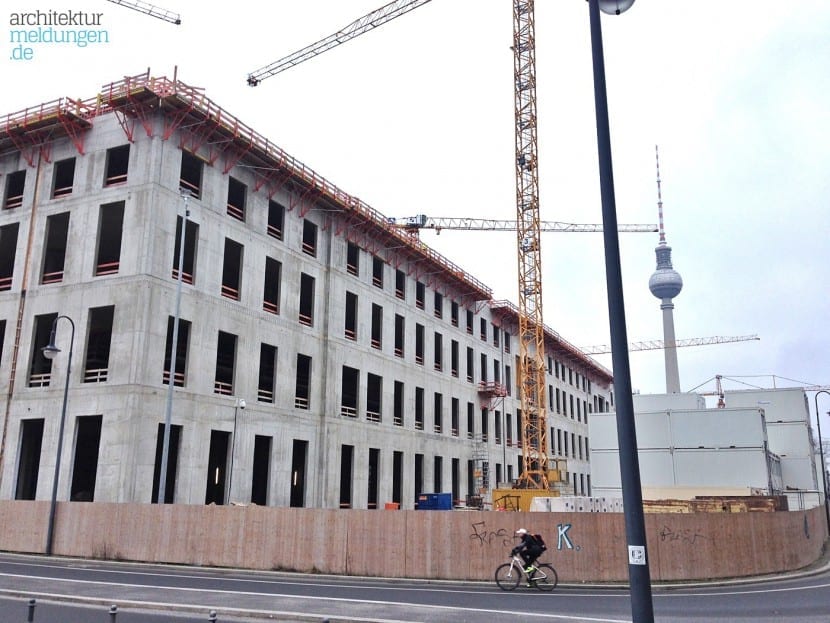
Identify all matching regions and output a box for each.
[416,492,453,510]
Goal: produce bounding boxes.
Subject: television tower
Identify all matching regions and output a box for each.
[648,146,684,393]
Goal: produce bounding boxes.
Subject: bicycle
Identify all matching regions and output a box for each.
[494,553,558,591]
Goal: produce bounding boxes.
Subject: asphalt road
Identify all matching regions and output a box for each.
[1,552,829,622]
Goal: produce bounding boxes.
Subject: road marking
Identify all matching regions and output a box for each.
[0,572,630,622]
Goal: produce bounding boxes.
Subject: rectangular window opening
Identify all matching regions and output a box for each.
[0,223,20,291]
[263,257,281,314]
[267,200,285,240]
[367,373,382,423]
[227,176,247,221]
[95,201,124,276]
[345,291,358,340]
[3,170,25,209]
[213,330,237,395]
[104,144,130,186]
[341,365,359,418]
[295,353,311,409]
[179,151,203,199]
[302,220,318,257]
[28,313,57,387]
[221,238,243,301]
[299,273,315,326]
[41,212,69,284]
[52,157,76,198]
[258,343,277,403]
[172,216,198,284]
[83,305,114,383]
[163,316,190,387]
[371,304,383,350]
[346,242,359,276]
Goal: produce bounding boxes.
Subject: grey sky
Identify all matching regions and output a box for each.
[4,1,828,413]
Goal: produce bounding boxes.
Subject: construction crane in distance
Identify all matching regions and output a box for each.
[245,0,573,491]
[388,214,657,235]
[105,0,181,24]
[246,0,433,86]
[580,334,760,356]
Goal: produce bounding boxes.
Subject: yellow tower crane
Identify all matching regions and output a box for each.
[246,0,585,491]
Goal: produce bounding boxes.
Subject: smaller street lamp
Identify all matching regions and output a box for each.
[42,314,75,556]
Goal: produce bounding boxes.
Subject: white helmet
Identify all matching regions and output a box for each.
[515,528,528,535]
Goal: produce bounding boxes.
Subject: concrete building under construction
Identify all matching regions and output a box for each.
[0,71,614,509]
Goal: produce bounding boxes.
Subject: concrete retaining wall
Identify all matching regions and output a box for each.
[0,501,825,582]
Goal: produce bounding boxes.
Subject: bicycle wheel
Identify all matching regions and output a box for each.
[532,563,558,591]
[494,562,521,591]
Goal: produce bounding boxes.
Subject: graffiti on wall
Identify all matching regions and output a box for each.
[658,525,708,545]
[469,521,581,551]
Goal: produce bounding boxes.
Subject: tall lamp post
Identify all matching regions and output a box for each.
[813,391,830,537]
[227,397,246,504]
[158,190,190,504]
[42,314,75,556]
[587,1,654,621]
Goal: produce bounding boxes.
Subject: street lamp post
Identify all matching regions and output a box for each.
[227,398,245,504]
[587,1,654,621]
[813,391,830,537]
[42,314,75,556]
[158,191,190,504]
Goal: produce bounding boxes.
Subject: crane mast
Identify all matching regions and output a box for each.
[513,0,549,489]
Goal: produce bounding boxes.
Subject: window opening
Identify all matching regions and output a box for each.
[52,157,76,198]
[0,223,19,291]
[345,291,358,340]
[83,305,114,383]
[29,313,57,387]
[302,220,317,257]
[42,212,69,284]
[251,435,272,505]
[163,317,190,386]
[221,238,243,300]
[226,176,246,221]
[295,353,311,409]
[258,343,277,403]
[70,415,102,501]
[393,381,404,426]
[415,387,424,430]
[394,314,404,357]
[104,144,129,186]
[179,151,203,199]
[3,170,25,209]
[214,330,237,395]
[263,257,281,314]
[395,269,405,299]
[371,304,382,350]
[299,273,315,326]
[346,242,359,276]
[339,444,354,508]
[290,439,308,507]
[372,256,383,288]
[15,418,44,500]
[172,216,198,284]
[368,448,380,509]
[341,366,359,418]
[367,373,382,422]
[95,202,124,276]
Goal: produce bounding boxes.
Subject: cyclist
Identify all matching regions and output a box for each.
[511,528,544,576]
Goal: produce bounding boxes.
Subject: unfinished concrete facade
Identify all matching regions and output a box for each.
[0,72,613,509]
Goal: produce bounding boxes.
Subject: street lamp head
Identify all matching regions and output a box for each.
[598,0,636,15]
[42,342,61,360]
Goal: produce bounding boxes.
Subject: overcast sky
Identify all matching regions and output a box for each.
[4,1,829,416]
